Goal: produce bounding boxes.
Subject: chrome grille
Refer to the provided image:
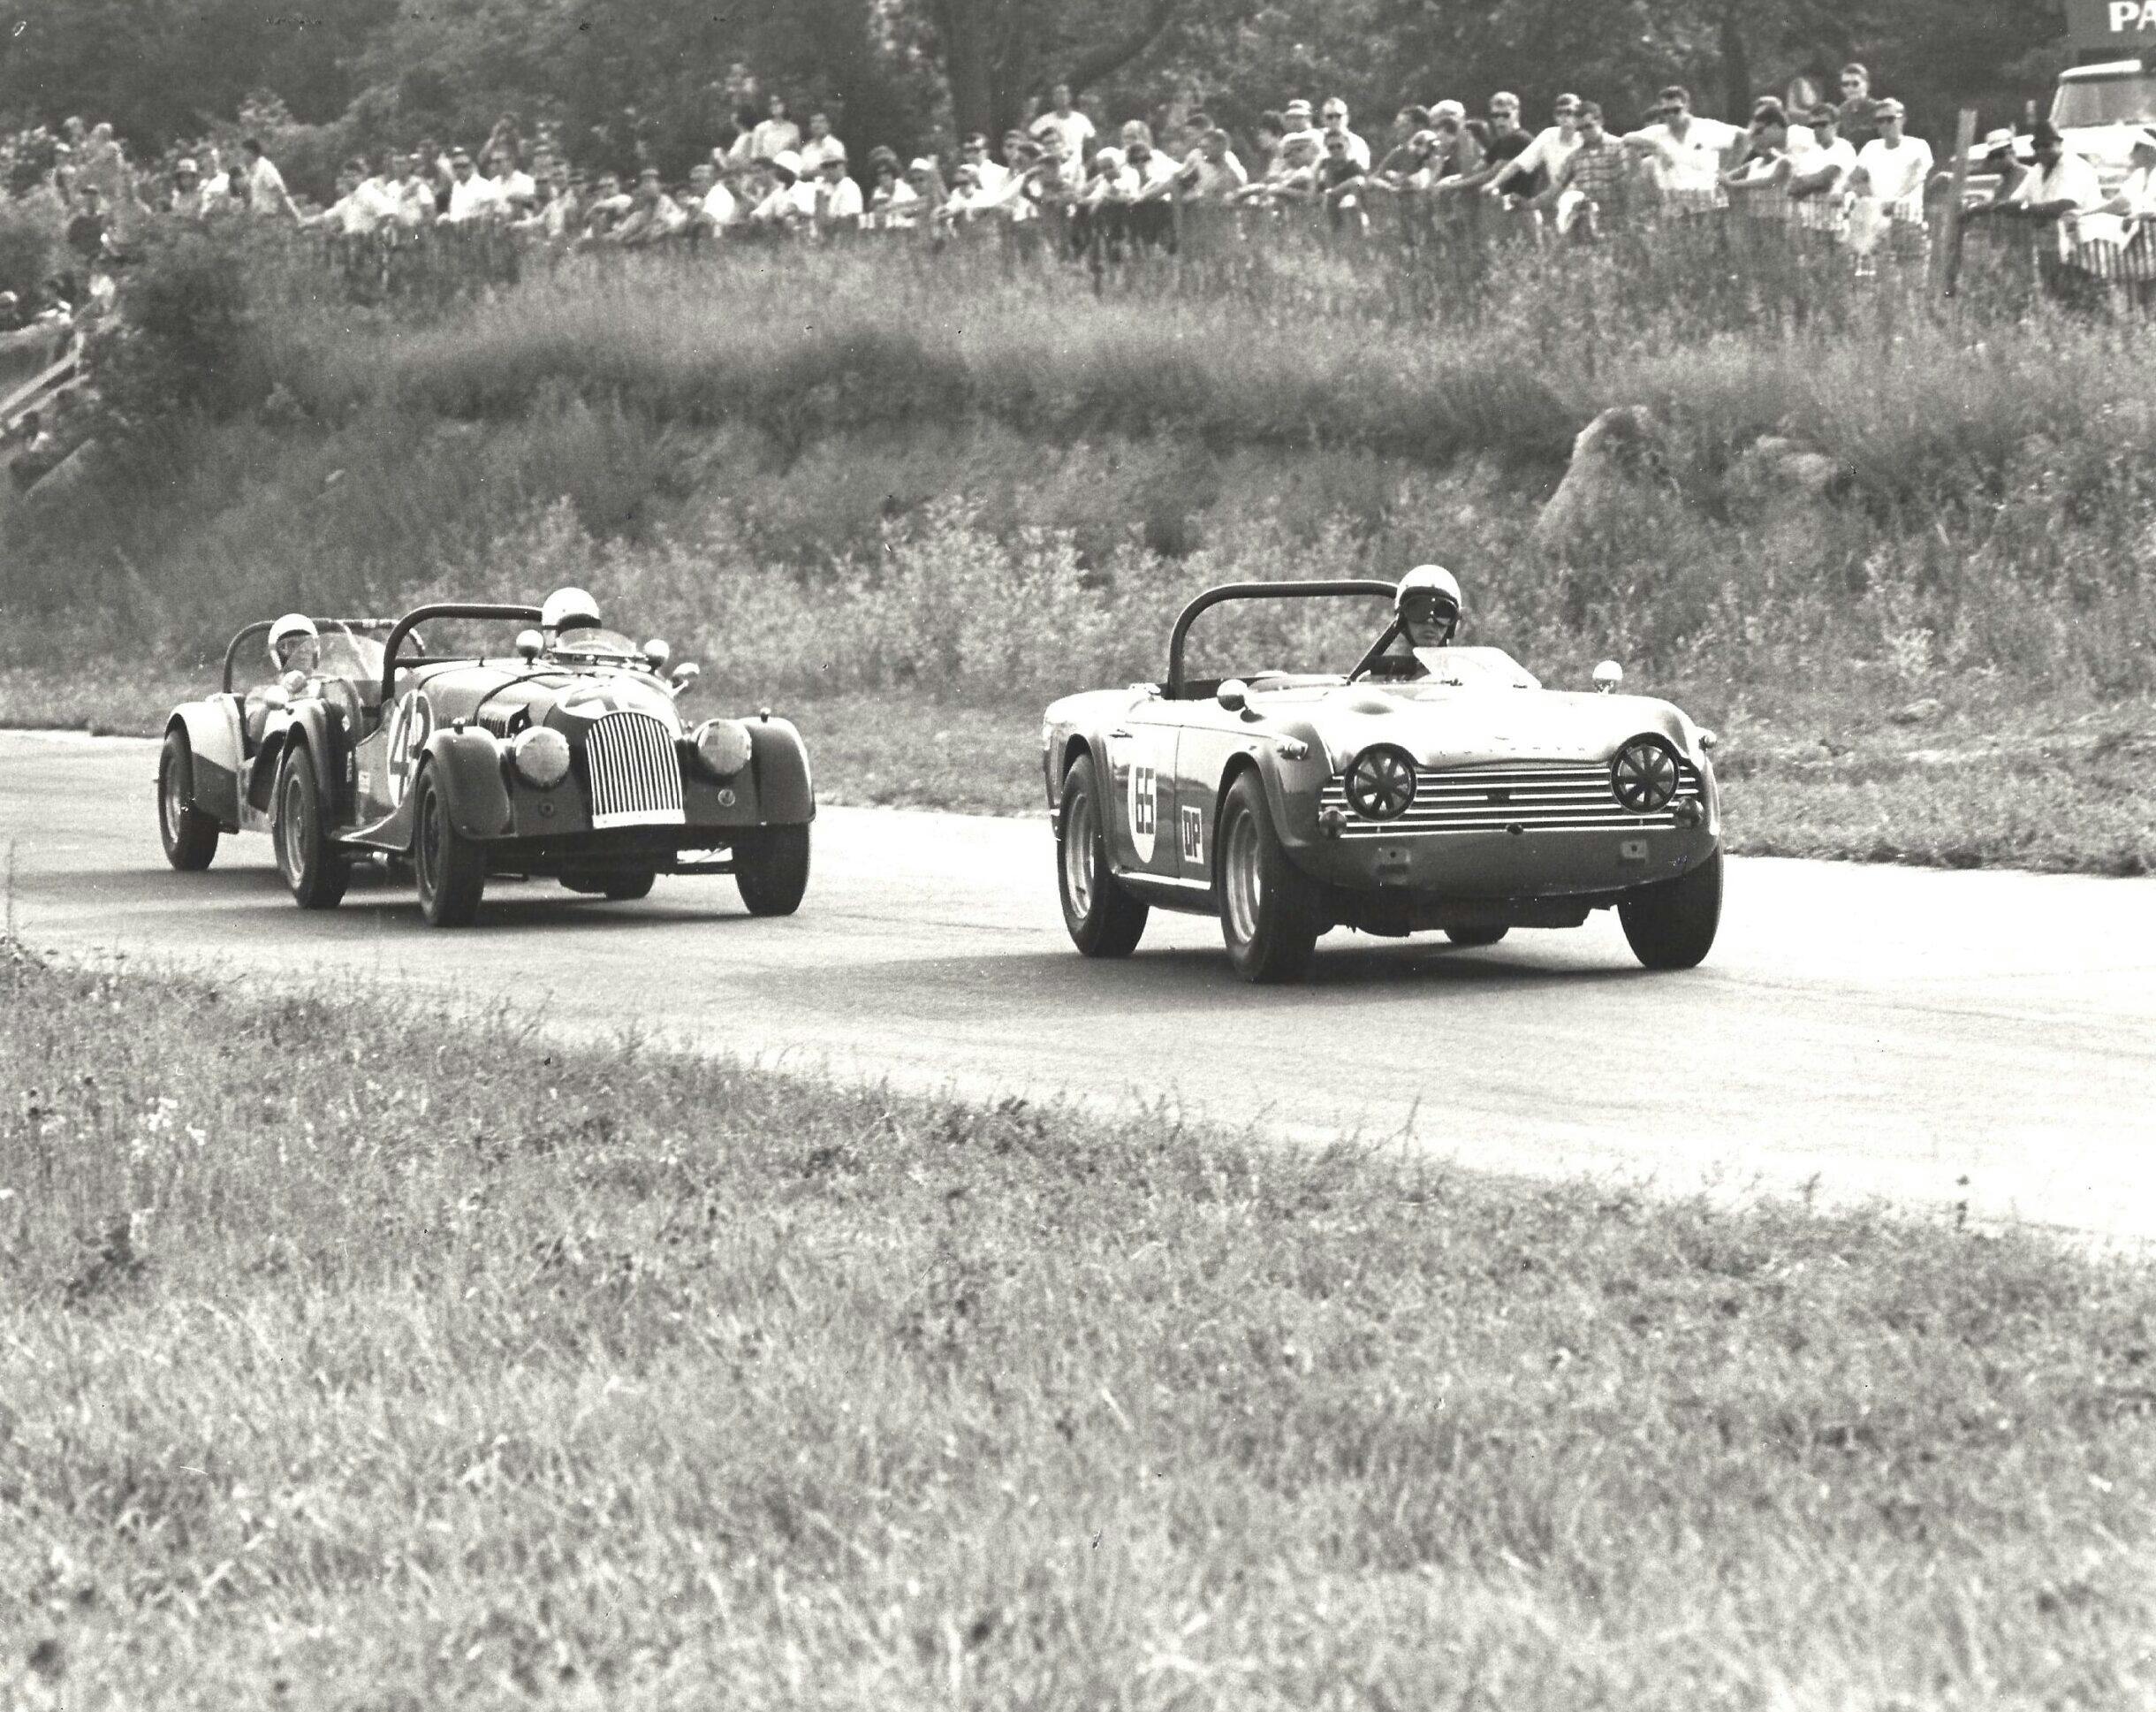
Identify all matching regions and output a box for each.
[584,711,685,829]
[1319,758,1703,836]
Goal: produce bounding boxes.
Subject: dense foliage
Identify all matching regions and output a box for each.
[0,0,2072,183]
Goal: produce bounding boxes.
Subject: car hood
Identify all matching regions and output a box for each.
[412,663,686,737]
[1262,683,1704,771]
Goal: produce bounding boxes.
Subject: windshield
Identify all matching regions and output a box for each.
[311,631,389,680]
[549,627,642,661]
[2053,72,2156,129]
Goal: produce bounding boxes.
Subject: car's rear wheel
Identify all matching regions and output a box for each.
[1620,850,1722,970]
[1057,754,1147,958]
[414,767,486,927]
[274,743,349,910]
[1217,772,1324,984]
[1444,925,1509,948]
[158,729,221,872]
[734,825,810,917]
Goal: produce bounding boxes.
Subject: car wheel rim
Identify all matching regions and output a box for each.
[1224,809,1262,945]
[281,772,307,883]
[1064,787,1096,917]
[160,755,182,846]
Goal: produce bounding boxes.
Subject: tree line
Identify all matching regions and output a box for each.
[1,0,2070,186]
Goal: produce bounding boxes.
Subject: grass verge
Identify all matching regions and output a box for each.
[3,943,2154,1708]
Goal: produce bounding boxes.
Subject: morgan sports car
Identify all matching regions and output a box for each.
[156,589,815,925]
[1042,578,1723,983]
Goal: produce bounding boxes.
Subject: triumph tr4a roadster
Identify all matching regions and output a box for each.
[156,589,814,925]
[1042,579,1723,983]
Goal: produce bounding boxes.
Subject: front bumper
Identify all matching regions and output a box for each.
[1287,822,1720,901]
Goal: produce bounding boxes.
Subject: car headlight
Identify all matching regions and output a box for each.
[1345,745,1416,820]
[1611,736,1681,813]
[509,726,572,789]
[693,718,754,780]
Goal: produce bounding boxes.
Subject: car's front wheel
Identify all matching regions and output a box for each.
[1217,772,1324,984]
[157,730,221,871]
[274,743,350,910]
[1619,850,1722,970]
[1057,753,1147,957]
[734,825,810,917]
[413,767,486,927]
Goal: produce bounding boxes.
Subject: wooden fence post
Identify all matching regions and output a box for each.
[1935,106,1978,301]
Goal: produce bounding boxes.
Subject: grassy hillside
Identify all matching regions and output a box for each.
[5,939,2154,1708]
[1,240,2151,871]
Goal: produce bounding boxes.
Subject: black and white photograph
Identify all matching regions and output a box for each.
[2,0,2153,1704]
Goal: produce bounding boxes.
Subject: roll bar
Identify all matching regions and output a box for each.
[379,603,544,705]
[221,617,397,695]
[1165,580,1397,699]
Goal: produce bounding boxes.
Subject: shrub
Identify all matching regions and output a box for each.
[92,222,270,428]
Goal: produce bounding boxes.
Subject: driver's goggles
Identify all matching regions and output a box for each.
[1400,597,1458,620]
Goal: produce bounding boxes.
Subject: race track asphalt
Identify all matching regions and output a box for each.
[6,731,2154,1240]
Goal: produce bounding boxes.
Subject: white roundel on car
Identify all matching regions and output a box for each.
[384,691,434,806]
[1121,731,1167,864]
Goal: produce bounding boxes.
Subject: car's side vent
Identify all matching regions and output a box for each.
[585,711,686,829]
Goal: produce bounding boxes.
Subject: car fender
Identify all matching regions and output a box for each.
[167,699,245,828]
[748,718,815,825]
[419,727,514,843]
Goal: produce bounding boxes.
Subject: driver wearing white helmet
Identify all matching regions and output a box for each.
[1394,564,1462,663]
[540,586,603,643]
[245,613,319,747]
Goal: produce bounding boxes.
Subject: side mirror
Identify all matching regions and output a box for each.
[644,637,672,672]
[1216,678,1249,712]
[1593,660,1624,695]
[669,661,701,697]
[515,628,543,662]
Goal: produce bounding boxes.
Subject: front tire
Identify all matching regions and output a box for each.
[274,744,349,910]
[1217,772,1324,984]
[1057,754,1147,957]
[413,767,486,927]
[1620,850,1722,970]
[734,825,810,917]
[157,730,220,871]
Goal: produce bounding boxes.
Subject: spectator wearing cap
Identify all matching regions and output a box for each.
[746,95,802,164]
[442,149,505,222]
[1969,120,2100,229]
[240,137,301,220]
[1786,105,1857,240]
[1318,98,1370,171]
[1428,110,1486,193]
[1528,101,1631,237]
[1030,84,1097,171]
[904,156,947,219]
[1624,85,1742,209]
[1965,128,2031,209]
[799,112,846,174]
[1851,98,1932,226]
[1279,99,1323,160]
[1487,94,1583,206]
[812,148,864,226]
[163,157,203,216]
[749,151,816,225]
[1836,65,1882,150]
[579,171,634,240]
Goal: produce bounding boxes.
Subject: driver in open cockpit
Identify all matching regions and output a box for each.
[1396,565,1461,651]
[246,613,319,746]
[540,586,604,645]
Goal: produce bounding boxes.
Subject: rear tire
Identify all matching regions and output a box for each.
[274,744,349,910]
[1620,850,1722,970]
[1216,772,1324,984]
[413,767,486,927]
[157,730,220,871]
[1444,925,1508,948]
[734,825,810,917]
[1057,753,1148,957]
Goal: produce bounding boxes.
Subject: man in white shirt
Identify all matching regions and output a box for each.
[1624,85,1742,208]
[1318,98,1370,171]
[812,149,863,224]
[689,161,737,233]
[748,153,816,226]
[239,137,300,220]
[1488,94,1583,204]
[441,150,505,222]
[745,95,802,164]
[798,112,846,174]
[1029,86,1096,170]
[1850,98,1933,222]
[307,164,385,234]
[1176,126,1247,202]
[2100,129,2156,220]
[1787,105,1857,236]
[485,149,537,214]
[383,154,438,227]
